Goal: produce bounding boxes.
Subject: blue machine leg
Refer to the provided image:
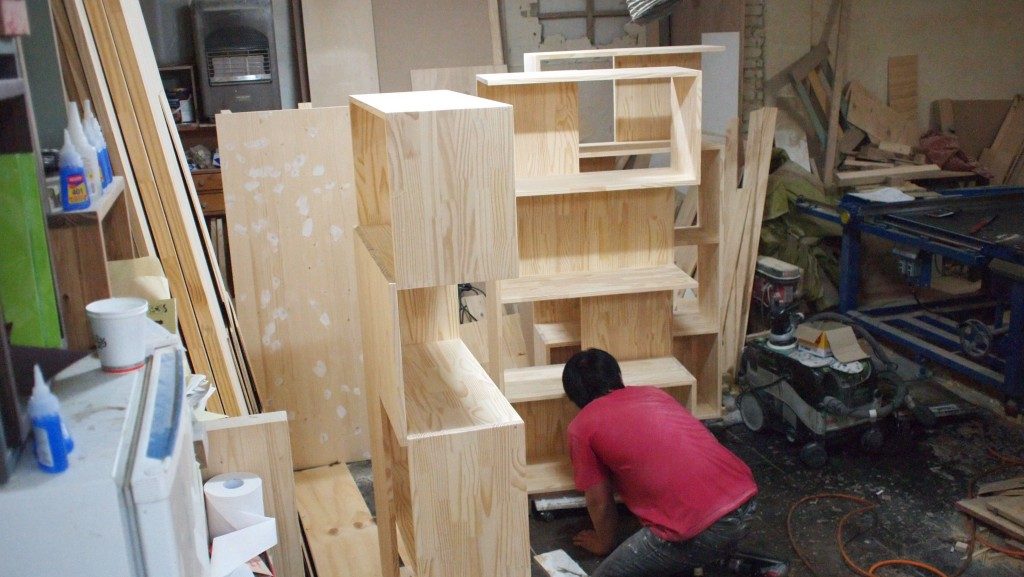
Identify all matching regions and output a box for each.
[1007,281,1024,401]
[839,227,861,314]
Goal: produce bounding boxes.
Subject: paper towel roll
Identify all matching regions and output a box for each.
[204,472,264,538]
[204,472,278,577]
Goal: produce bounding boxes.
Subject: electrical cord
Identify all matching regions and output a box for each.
[788,448,1024,577]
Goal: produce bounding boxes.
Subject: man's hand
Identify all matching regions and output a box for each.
[573,529,614,556]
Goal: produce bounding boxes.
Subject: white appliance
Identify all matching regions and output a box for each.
[0,346,210,577]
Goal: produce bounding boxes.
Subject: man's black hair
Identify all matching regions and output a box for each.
[562,348,625,409]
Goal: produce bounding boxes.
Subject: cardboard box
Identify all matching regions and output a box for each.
[1,0,29,37]
[795,324,869,363]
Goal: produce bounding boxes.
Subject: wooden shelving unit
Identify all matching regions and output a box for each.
[477,61,721,494]
[351,90,528,577]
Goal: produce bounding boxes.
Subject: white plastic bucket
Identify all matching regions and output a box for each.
[85,297,150,373]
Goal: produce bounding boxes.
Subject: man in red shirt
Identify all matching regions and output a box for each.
[563,348,784,577]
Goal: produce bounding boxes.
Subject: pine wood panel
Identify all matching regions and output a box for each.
[218,106,368,467]
[581,292,673,361]
[80,0,247,414]
[294,463,383,577]
[501,265,696,304]
[505,356,695,403]
[522,45,722,72]
[615,53,702,141]
[350,92,518,290]
[398,286,459,345]
[204,413,302,577]
[476,82,579,177]
[517,398,577,463]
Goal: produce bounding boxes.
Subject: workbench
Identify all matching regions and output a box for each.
[798,186,1024,408]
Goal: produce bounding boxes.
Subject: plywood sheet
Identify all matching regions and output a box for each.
[887,54,918,123]
[410,65,507,94]
[203,413,302,577]
[218,107,368,467]
[302,0,379,106]
[295,464,383,577]
[846,81,917,147]
[371,0,497,92]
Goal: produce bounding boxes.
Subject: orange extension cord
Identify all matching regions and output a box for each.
[787,448,1024,577]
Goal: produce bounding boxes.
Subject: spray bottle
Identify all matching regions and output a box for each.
[59,129,91,211]
[29,365,74,474]
[83,100,113,188]
[67,101,102,199]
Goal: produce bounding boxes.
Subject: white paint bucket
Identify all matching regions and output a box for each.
[85,297,150,373]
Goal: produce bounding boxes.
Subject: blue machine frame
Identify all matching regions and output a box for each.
[797,186,1024,402]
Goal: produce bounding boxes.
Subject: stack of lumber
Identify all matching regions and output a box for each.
[720,108,778,381]
[957,476,1024,543]
[50,0,255,415]
[832,81,939,187]
[979,96,1024,185]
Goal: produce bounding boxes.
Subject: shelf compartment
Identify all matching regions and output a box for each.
[500,264,697,304]
[478,66,699,86]
[47,176,127,224]
[516,167,698,197]
[672,311,719,337]
[504,356,695,404]
[526,458,575,495]
[403,339,522,437]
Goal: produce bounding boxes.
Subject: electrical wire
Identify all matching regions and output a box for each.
[787,448,1024,577]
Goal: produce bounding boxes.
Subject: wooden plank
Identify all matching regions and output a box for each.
[477,66,699,86]
[822,0,849,184]
[410,65,507,94]
[460,313,531,373]
[578,139,672,158]
[957,497,1024,542]
[203,413,302,577]
[526,458,575,494]
[402,339,520,437]
[846,81,918,147]
[932,99,1011,160]
[488,0,503,65]
[887,55,918,123]
[979,96,1024,183]
[516,167,697,196]
[523,45,724,72]
[988,496,1024,527]
[835,164,942,186]
[302,0,379,106]
[349,92,518,291]
[978,477,1024,496]
[295,464,383,577]
[581,292,673,361]
[217,106,369,467]
[505,356,696,404]
[501,265,696,304]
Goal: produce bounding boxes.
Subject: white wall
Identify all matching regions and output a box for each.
[766,0,1024,128]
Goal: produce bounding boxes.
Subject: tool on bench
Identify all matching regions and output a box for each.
[969,214,997,235]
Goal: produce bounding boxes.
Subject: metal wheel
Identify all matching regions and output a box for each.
[959,319,992,359]
[799,442,829,469]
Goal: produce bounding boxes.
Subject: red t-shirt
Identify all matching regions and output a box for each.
[567,386,757,541]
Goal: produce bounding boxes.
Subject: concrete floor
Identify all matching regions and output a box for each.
[349,381,1024,577]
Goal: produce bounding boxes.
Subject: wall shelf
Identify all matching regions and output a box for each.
[500,265,697,305]
[505,357,695,404]
[516,168,698,197]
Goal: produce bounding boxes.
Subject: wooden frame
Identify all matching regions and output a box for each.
[351,90,528,577]
[477,64,717,494]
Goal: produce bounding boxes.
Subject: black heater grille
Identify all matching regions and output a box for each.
[206,48,271,85]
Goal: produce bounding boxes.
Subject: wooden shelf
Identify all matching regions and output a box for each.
[403,339,522,437]
[47,176,126,224]
[504,356,695,404]
[534,322,580,349]
[478,66,698,86]
[672,311,718,337]
[516,167,697,197]
[351,89,509,116]
[523,45,726,71]
[578,140,672,158]
[500,264,697,304]
[0,78,26,100]
[526,459,575,494]
[674,227,719,246]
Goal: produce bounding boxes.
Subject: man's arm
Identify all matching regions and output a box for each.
[573,479,618,556]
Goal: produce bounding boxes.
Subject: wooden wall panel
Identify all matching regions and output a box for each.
[218,107,368,467]
[581,292,673,361]
[615,53,702,141]
[410,65,507,94]
[517,398,577,463]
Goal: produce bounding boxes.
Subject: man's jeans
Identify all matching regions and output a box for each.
[591,499,756,577]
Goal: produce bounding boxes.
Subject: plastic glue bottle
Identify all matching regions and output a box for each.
[59,129,91,211]
[29,365,74,474]
[67,101,102,200]
[83,100,113,188]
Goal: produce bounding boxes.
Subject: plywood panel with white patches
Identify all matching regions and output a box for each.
[218,106,368,468]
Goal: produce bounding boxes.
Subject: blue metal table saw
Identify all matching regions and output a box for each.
[798,186,1024,409]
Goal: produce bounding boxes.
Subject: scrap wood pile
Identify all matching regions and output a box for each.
[50,0,256,416]
[957,476,1024,555]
